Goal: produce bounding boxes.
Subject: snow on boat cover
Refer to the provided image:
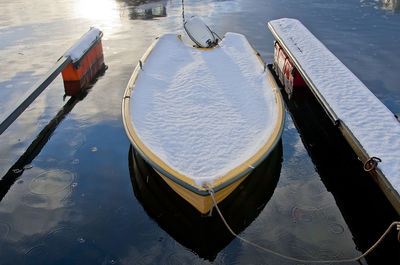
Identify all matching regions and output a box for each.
[268,18,400,193]
[125,33,283,188]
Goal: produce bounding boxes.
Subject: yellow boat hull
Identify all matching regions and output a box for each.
[156,170,250,214]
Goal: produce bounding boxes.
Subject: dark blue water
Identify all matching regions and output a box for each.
[1,0,399,264]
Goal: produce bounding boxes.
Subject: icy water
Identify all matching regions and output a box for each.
[1,0,400,264]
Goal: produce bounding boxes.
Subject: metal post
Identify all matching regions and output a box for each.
[0,56,72,135]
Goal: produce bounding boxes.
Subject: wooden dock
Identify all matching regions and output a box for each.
[268,18,400,215]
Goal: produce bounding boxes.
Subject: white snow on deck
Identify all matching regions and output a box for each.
[269,18,400,192]
[64,28,101,62]
[130,33,280,186]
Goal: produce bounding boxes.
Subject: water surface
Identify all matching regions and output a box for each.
[0,0,399,264]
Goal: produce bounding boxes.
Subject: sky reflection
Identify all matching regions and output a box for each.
[0,166,76,241]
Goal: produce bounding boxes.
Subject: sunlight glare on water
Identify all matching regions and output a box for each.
[74,0,120,22]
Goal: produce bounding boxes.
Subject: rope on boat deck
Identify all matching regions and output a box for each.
[204,185,400,264]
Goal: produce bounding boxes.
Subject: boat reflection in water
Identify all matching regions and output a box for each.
[118,0,167,20]
[128,142,282,261]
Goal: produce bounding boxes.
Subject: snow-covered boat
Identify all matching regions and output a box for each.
[122,27,284,214]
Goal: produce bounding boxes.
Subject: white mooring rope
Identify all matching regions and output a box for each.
[204,186,400,264]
